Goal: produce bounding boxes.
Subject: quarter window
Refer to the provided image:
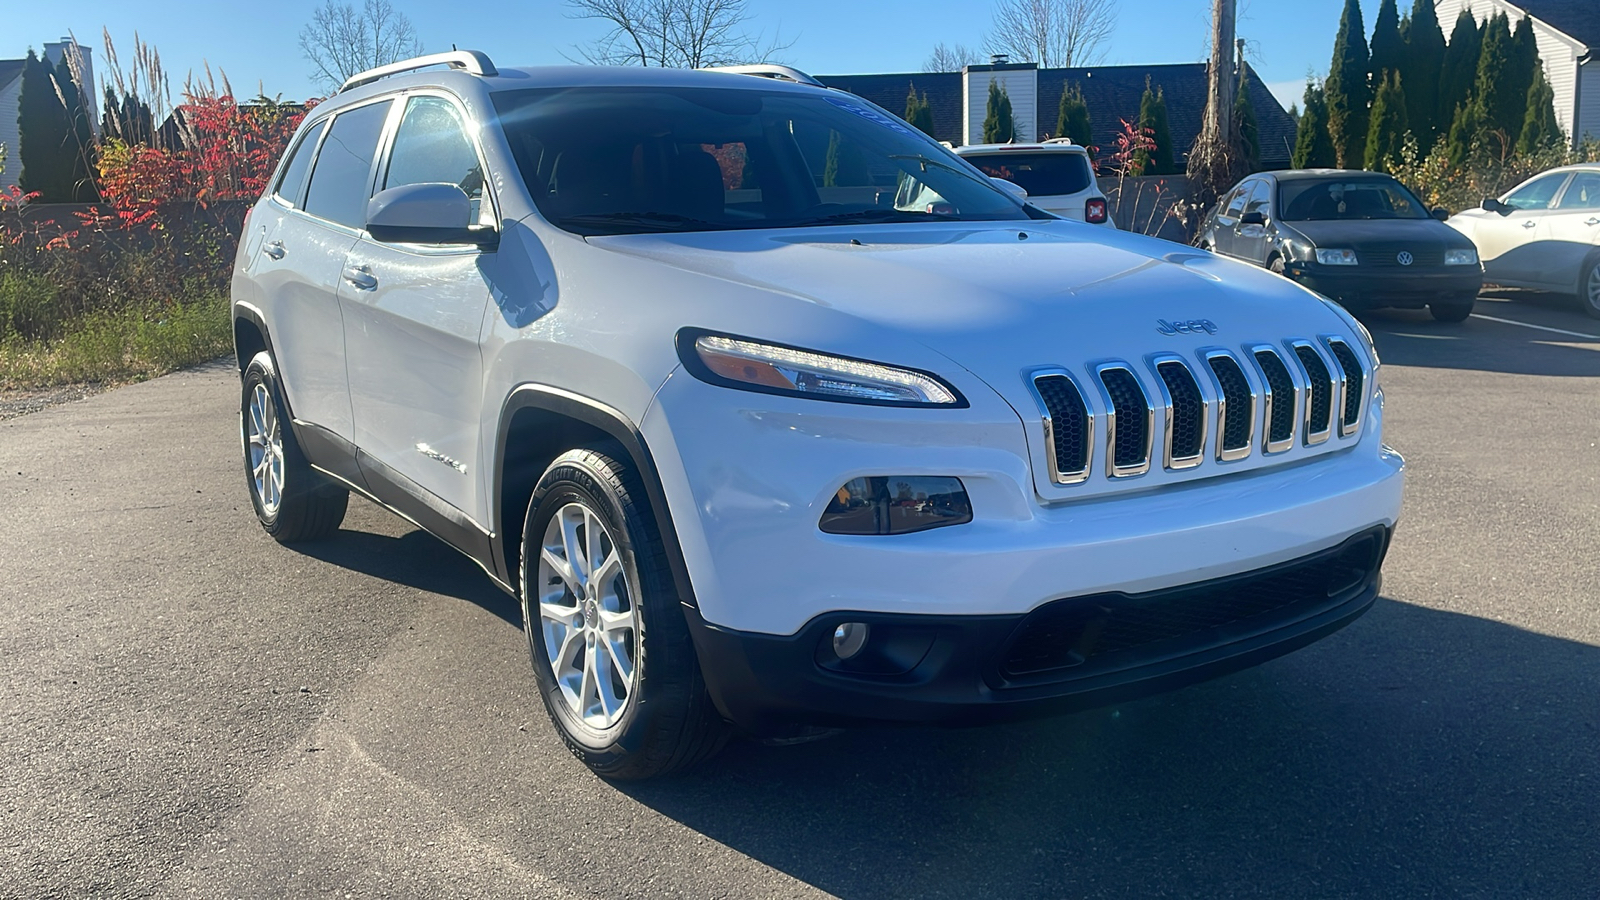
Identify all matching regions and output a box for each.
[273,118,327,208]
[384,96,487,221]
[303,100,393,230]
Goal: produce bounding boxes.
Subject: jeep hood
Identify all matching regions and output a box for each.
[589,221,1357,408]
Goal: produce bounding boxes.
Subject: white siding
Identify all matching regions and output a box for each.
[962,67,1039,145]
[1434,0,1591,148]
[0,79,20,193]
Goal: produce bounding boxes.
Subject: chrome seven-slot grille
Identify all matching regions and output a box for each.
[1031,337,1365,485]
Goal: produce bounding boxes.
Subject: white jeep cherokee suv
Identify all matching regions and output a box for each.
[232,53,1403,779]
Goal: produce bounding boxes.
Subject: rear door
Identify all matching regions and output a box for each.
[1212,181,1252,259]
[340,92,496,526]
[1536,171,1600,289]
[1476,172,1570,283]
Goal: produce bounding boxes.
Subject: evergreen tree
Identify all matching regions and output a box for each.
[982,81,1015,144]
[1473,13,1519,153]
[1446,101,1484,164]
[101,85,155,147]
[1324,0,1371,169]
[1368,0,1405,87]
[902,83,936,138]
[53,52,98,202]
[1235,72,1259,171]
[1503,16,1539,147]
[1365,71,1409,172]
[1438,10,1482,142]
[17,50,72,202]
[1292,79,1337,169]
[1055,82,1092,146]
[1516,67,1564,155]
[822,130,868,186]
[1400,0,1446,151]
[1132,81,1174,175]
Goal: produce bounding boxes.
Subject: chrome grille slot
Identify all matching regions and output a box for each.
[1154,359,1206,469]
[1325,339,1365,436]
[1098,365,1153,477]
[1032,372,1093,484]
[1291,342,1335,445]
[1252,348,1298,453]
[1206,352,1255,462]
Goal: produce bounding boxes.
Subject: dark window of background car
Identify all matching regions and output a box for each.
[1503,173,1568,211]
[384,96,486,221]
[1556,172,1600,210]
[965,153,1093,196]
[1224,183,1251,217]
[273,118,327,208]
[303,100,393,230]
[1243,179,1271,216]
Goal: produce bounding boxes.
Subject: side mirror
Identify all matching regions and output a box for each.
[1240,210,1266,226]
[366,182,496,247]
[991,177,1028,202]
[1431,207,1450,221]
[1482,197,1508,215]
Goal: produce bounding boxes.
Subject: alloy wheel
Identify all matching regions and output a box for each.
[536,501,639,730]
[246,383,285,516]
[1587,262,1600,313]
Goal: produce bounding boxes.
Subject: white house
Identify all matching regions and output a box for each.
[0,37,99,194]
[1434,0,1598,147]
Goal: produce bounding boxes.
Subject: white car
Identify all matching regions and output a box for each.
[954,140,1113,226]
[232,53,1402,779]
[1446,164,1600,317]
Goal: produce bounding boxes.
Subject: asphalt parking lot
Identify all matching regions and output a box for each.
[1,290,1596,899]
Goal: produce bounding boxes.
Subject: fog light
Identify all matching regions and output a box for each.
[832,622,870,660]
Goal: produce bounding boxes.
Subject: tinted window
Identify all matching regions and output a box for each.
[303,100,392,229]
[962,152,1093,196]
[1244,179,1271,215]
[384,96,486,220]
[492,87,1037,235]
[1224,183,1251,217]
[274,118,327,207]
[1556,172,1600,210]
[1503,173,1568,211]
[1278,177,1429,221]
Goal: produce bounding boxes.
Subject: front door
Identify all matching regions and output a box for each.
[340,94,495,525]
[1477,172,1570,283]
[1536,171,1600,290]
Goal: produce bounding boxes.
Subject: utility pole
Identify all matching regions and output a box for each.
[1187,0,1239,217]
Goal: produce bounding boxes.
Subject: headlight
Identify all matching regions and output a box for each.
[681,331,964,407]
[1445,248,1479,266]
[1315,249,1359,266]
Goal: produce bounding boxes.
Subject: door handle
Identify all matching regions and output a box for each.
[262,240,285,260]
[343,266,378,291]
[1522,220,1537,228]
[1586,217,1600,226]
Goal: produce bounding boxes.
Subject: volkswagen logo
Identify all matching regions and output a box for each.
[1396,251,1414,266]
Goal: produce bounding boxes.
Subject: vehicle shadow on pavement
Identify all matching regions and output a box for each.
[621,598,1599,898]
[289,528,521,626]
[1361,295,1600,378]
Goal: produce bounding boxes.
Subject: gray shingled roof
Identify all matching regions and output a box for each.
[0,59,25,93]
[821,63,1298,169]
[1514,1,1600,49]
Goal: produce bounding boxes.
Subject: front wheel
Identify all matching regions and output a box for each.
[521,446,728,779]
[1580,255,1600,319]
[241,352,347,542]
[1429,298,1474,323]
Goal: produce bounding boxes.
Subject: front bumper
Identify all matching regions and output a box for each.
[686,527,1389,731]
[1284,264,1483,309]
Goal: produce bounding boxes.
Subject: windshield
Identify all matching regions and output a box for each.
[491,86,1040,234]
[1278,177,1430,221]
[961,152,1094,197]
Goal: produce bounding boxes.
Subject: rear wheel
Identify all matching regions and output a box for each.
[241,352,347,542]
[1429,297,1474,323]
[1580,255,1600,319]
[521,446,728,779]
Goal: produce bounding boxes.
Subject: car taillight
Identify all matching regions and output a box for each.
[1086,198,1107,224]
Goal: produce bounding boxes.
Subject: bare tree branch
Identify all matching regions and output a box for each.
[985,0,1117,69]
[923,43,985,72]
[567,0,790,68]
[299,0,424,92]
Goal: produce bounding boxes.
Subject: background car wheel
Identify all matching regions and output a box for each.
[1580,255,1600,319]
[241,351,348,542]
[1269,256,1286,276]
[521,445,728,780]
[1429,298,1474,323]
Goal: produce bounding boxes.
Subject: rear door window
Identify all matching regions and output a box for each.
[963,152,1093,197]
[1556,172,1600,210]
[273,118,328,208]
[303,100,393,230]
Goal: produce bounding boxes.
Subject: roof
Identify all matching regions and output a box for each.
[955,142,1091,154]
[1513,0,1600,49]
[821,62,1298,168]
[0,58,25,93]
[1267,169,1403,181]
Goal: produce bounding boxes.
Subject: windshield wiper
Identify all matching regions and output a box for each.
[560,211,721,232]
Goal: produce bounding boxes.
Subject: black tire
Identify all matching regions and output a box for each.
[520,445,728,780]
[1429,297,1474,323]
[241,351,348,542]
[1579,255,1600,319]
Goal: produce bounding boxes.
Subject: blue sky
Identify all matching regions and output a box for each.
[6,0,1356,112]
